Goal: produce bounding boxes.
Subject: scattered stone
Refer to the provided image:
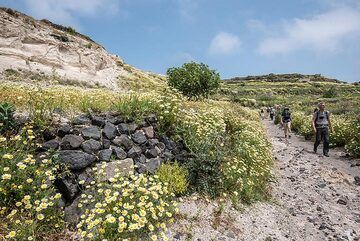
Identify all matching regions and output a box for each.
[337,197,348,205]
[156,142,166,151]
[354,176,360,186]
[73,116,91,125]
[61,135,84,149]
[58,150,96,170]
[161,136,177,150]
[102,122,117,140]
[319,223,327,230]
[81,126,101,140]
[91,116,105,127]
[142,126,154,138]
[42,139,60,150]
[98,149,113,162]
[173,233,181,240]
[81,139,101,154]
[135,154,146,164]
[112,146,127,160]
[112,135,133,150]
[96,158,134,182]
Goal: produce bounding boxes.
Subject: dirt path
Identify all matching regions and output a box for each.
[169,120,360,241]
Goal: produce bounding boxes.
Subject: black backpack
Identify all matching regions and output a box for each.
[315,110,329,122]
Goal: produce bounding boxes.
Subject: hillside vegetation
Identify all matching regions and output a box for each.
[218,75,360,156]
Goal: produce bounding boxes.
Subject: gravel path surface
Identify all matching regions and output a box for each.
[168,120,360,241]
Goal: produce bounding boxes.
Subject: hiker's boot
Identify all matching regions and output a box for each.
[324,153,329,157]
[313,147,317,154]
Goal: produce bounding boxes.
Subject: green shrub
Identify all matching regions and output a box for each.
[222,115,272,203]
[0,102,16,134]
[323,86,338,98]
[345,116,360,156]
[112,94,155,122]
[167,62,220,99]
[156,162,188,196]
[0,125,65,240]
[76,165,178,241]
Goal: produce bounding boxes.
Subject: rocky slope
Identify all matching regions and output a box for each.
[0,7,164,89]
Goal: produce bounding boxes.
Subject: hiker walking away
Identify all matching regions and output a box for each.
[312,102,334,157]
[269,108,275,121]
[281,107,292,138]
[260,109,265,120]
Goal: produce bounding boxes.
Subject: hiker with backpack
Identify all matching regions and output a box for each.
[312,102,334,157]
[281,107,292,139]
[269,108,275,120]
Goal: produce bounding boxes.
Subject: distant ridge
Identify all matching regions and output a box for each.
[224,73,346,84]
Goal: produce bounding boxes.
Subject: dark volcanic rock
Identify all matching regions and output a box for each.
[111,146,127,160]
[91,116,106,127]
[81,139,101,154]
[118,123,138,134]
[112,135,133,150]
[127,146,142,159]
[103,122,117,140]
[98,149,113,162]
[60,135,84,149]
[145,148,159,158]
[42,139,60,150]
[138,157,161,174]
[337,197,348,205]
[57,124,72,137]
[81,126,101,140]
[54,173,79,202]
[73,116,91,125]
[132,131,147,144]
[354,176,360,186]
[43,128,57,141]
[102,138,111,149]
[58,150,96,170]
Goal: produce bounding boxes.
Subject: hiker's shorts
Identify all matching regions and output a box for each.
[283,122,291,135]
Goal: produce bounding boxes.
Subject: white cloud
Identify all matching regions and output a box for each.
[209,32,241,55]
[258,8,360,55]
[24,0,120,27]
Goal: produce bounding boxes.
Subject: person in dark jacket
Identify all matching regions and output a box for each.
[312,102,334,157]
[281,107,292,139]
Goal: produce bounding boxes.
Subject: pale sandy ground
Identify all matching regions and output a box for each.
[168,119,360,241]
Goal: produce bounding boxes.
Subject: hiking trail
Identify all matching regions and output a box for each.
[168,119,360,241]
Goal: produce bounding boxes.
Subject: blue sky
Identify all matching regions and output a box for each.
[1,0,360,82]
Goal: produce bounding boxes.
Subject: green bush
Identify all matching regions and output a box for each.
[345,116,360,156]
[0,102,16,134]
[167,62,220,99]
[323,86,338,98]
[156,162,188,196]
